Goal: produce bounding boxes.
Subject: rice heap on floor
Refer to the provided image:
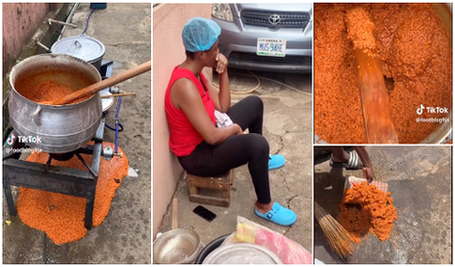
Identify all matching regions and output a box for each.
[16,142,129,244]
[337,182,397,243]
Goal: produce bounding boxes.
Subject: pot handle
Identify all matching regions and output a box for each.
[32,105,42,126]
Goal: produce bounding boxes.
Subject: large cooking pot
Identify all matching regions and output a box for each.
[195,233,230,264]
[51,35,105,71]
[8,54,102,153]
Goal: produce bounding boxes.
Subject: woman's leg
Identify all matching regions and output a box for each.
[227,95,263,135]
[180,134,296,226]
[179,133,271,204]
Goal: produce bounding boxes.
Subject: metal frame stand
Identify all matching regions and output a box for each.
[3,119,105,229]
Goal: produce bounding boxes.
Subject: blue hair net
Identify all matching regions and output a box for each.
[182,17,221,52]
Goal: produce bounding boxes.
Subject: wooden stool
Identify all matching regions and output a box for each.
[186,170,234,207]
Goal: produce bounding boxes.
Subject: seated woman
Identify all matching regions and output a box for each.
[164,17,296,226]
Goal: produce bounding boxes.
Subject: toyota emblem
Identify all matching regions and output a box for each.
[268,14,280,25]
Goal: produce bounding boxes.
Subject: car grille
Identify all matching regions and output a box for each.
[240,10,310,28]
[229,52,311,66]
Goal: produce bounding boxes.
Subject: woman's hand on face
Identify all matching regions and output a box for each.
[216,53,228,74]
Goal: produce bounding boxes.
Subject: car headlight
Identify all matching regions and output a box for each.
[212,4,233,22]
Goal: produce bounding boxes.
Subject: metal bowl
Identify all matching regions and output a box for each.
[153,228,201,264]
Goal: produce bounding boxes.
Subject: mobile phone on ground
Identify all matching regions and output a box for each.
[192,205,217,222]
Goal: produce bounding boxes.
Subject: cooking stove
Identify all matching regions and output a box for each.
[3,60,115,229]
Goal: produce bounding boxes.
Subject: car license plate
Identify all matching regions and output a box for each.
[257,38,286,57]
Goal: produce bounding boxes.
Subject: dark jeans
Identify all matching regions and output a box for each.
[178,95,271,204]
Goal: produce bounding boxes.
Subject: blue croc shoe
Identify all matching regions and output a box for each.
[254,202,297,226]
[269,154,285,170]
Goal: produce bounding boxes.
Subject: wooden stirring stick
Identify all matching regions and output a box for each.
[172,198,178,230]
[346,8,399,144]
[51,61,151,105]
[354,49,398,143]
[101,92,136,98]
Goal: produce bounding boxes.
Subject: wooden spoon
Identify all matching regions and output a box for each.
[346,8,399,144]
[354,49,399,143]
[51,60,151,105]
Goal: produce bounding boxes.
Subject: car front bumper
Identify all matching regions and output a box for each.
[213,17,313,73]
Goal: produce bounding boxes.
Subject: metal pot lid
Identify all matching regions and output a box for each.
[202,243,282,264]
[99,89,114,112]
[51,35,105,63]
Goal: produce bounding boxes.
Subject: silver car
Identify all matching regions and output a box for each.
[212,3,312,73]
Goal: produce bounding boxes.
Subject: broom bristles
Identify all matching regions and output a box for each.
[315,202,353,258]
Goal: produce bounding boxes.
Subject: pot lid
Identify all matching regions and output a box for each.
[99,89,114,112]
[51,35,105,63]
[202,243,282,264]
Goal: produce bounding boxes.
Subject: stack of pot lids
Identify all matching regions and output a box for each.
[202,243,282,264]
[51,35,105,64]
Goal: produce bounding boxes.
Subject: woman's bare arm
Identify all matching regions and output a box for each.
[170,78,242,145]
[206,53,230,113]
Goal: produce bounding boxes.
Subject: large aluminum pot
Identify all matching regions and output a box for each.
[8,54,102,153]
[202,243,282,264]
[51,35,105,71]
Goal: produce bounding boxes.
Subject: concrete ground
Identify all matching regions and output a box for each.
[2,3,151,264]
[314,146,452,264]
[157,70,313,261]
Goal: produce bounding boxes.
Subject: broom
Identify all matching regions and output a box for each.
[314,202,353,259]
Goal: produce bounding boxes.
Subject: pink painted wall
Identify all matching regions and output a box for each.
[2,3,53,74]
[153,3,212,238]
